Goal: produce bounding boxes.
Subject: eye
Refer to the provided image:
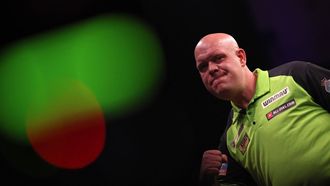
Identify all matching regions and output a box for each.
[214,55,224,63]
[197,62,208,72]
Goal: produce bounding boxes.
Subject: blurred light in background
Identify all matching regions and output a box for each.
[26,79,105,169]
[0,13,164,171]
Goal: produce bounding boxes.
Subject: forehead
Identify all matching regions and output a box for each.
[195,35,236,54]
[195,46,226,63]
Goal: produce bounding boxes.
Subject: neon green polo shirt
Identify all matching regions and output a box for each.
[226,62,330,186]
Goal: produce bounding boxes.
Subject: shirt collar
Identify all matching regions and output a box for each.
[231,68,270,112]
[252,68,270,102]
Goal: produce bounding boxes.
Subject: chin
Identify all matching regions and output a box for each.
[216,95,231,101]
[213,89,231,100]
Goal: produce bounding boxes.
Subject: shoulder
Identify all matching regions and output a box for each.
[268,61,311,77]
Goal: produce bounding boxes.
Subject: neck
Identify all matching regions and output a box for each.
[232,70,257,109]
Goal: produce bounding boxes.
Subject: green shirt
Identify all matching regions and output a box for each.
[225,61,330,186]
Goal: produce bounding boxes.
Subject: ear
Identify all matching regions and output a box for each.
[236,48,247,67]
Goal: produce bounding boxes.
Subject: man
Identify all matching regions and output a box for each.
[194,33,330,186]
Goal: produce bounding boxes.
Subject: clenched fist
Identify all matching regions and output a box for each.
[199,150,228,184]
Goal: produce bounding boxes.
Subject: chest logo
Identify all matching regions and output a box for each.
[321,78,330,93]
[266,99,296,120]
[239,133,250,155]
[261,87,289,108]
[231,123,244,148]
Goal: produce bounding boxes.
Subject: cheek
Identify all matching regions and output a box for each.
[202,78,212,90]
[201,74,208,84]
[203,80,210,89]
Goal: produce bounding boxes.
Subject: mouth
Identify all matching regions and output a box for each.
[212,80,221,89]
[210,71,228,86]
[210,76,221,87]
[210,78,216,86]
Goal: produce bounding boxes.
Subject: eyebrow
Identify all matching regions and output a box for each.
[197,51,225,62]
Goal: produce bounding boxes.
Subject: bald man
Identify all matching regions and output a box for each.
[195,33,330,186]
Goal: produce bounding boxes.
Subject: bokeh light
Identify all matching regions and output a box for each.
[0,13,164,171]
[27,79,105,169]
[71,14,164,116]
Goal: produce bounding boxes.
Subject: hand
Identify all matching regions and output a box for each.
[199,150,228,182]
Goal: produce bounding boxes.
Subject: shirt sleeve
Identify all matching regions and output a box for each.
[269,61,330,112]
[290,61,330,111]
[217,110,256,185]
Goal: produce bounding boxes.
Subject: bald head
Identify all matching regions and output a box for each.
[194,33,239,58]
[194,32,254,106]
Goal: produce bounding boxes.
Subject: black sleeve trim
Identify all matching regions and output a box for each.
[269,61,330,111]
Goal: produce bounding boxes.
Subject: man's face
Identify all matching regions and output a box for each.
[195,43,244,100]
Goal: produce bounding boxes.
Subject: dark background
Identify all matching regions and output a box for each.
[1,0,330,185]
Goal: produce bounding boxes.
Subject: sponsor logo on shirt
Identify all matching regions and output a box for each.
[239,133,250,155]
[266,99,296,120]
[261,87,289,108]
[231,123,244,148]
[321,78,330,93]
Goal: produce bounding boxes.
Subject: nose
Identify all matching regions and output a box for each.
[208,62,219,76]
